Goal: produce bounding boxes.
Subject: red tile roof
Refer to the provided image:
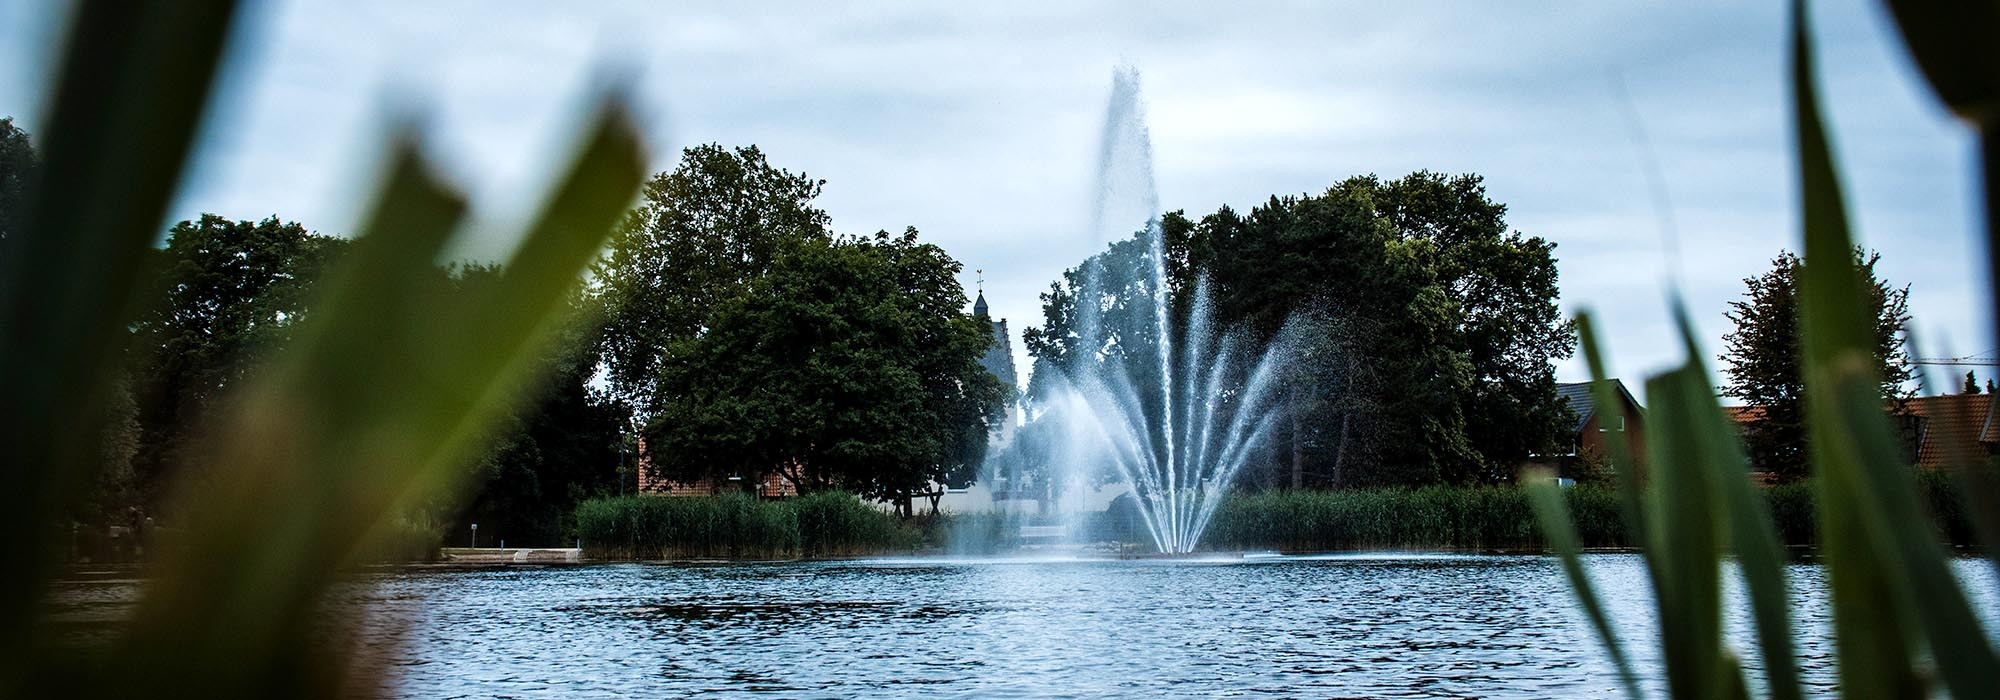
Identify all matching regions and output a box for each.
[1902,394,1994,469]
[1723,394,1995,469]
[1723,405,1765,426]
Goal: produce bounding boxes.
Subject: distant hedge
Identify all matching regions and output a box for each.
[575,491,919,559]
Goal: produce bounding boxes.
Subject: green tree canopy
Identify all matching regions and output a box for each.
[1721,248,1913,481]
[646,229,1005,513]
[593,143,831,410]
[129,214,346,500]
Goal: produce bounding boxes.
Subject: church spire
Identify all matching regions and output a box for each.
[973,268,989,317]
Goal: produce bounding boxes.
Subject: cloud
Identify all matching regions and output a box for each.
[0,0,1983,399]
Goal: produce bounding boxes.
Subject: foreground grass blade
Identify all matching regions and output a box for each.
[0,0,242,687]
[1882,0,2000,581]
[1666,310,1803,700]
[112,142,470,697]
[108,100,645,697]
[389,100,648,514]
[1575,313,1644,544]
[1527,477,1642,700]
[1792,3,1998,697]
[1643,366,1732,699]
[1794,4,1917,695]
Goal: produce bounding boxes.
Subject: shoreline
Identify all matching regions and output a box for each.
[56,544,1988,576]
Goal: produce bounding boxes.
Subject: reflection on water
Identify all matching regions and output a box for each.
[48,554,2000,698]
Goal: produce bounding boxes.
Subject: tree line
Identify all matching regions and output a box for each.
[5,116,1005,547]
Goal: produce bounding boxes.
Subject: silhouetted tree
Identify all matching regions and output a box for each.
[129,215,346,501]
[1722,248,1913,481]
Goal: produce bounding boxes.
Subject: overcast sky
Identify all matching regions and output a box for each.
[1,1,1987,398]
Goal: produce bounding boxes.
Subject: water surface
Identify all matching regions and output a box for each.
[325,553,1996,698]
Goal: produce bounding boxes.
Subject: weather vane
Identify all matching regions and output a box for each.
[976,268,984,294]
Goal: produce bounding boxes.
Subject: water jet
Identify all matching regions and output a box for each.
[1013,65,1294,555]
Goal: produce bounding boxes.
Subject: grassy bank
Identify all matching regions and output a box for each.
[575,491,921,559]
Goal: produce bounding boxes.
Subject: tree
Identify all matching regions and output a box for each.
[129,215,346,501]
[593,144,830,412]
[0,117,35,244]
[1722,248,1913,480]
[1964,370,1982,395]
[1361,173,1573,483]
[645,230,1005,515]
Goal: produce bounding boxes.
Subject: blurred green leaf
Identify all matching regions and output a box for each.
[1880,1,2000,127]
[1666,309,1803,700]
[0,0,243,689]
[1576,313,1645,544]
[1793,2,1997,697]
[108,101,644,697]
[1642,365,1730,699]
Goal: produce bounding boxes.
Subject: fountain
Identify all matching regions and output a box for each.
[1020,66,1294,555]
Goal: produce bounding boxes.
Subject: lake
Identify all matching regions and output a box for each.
[314,553,1996,698]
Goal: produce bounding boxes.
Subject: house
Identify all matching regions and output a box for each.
[632,436,798,498]
[1543,380,1647,482]
[1724,393,1998,471]
[1721,404,1765,427]
[1900,394,1997,468]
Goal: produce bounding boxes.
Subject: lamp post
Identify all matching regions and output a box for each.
[470,523,478,549]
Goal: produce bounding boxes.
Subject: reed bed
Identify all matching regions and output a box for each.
[1202,477,1975,553]
[575,492,919,559]
[1201,486,1587,551]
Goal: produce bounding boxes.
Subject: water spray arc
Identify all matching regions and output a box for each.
[1040,66,1294,554]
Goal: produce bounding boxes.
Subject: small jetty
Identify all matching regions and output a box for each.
[437,547,581,565]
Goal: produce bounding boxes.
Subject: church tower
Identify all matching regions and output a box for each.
[971,271,1021,445]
